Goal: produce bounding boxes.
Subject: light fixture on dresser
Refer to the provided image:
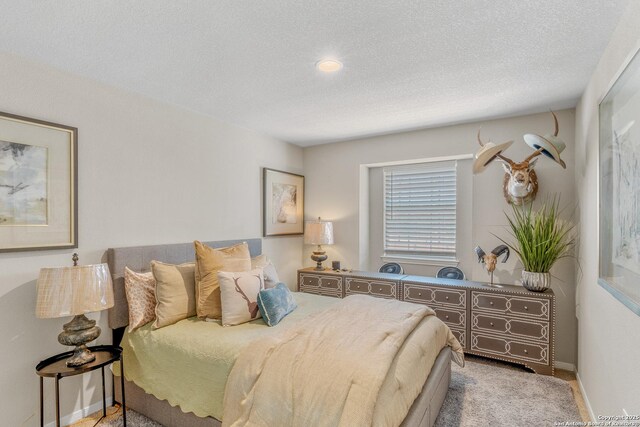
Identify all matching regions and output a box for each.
[304,217,334,270]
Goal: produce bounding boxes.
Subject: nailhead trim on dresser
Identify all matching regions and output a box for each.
[297,268,555,375]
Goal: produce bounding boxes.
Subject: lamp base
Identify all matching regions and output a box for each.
[58,314,101,367]
[311,250,328,271]
[66,344,96,367]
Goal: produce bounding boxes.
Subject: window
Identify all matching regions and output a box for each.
[383,161,457,260]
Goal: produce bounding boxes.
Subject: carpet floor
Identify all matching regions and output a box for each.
[73,356,583,427]
[434,357,582,426]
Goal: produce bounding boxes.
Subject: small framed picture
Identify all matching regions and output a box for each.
[0,111,78,252]
[263,168,304,237]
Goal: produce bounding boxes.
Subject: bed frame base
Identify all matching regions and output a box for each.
[114,347,451,427]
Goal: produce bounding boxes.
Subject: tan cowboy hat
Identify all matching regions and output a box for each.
[523,133,567,169]
[473,140,514,174]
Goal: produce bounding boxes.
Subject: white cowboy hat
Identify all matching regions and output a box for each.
[473,140,514,174]
[523,133,566,169]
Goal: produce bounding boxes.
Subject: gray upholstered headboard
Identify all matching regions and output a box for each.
[106,239,262,333]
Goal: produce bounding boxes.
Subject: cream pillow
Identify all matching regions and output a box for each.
[124,267,156,331]
[251,255,281,289]
[152,261,196,329]
[194,241,252,319]
[218,268,264,326]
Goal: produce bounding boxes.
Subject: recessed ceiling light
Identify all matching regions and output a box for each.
[316,59,343,73]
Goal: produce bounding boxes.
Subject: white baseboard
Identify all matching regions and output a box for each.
[556,361,576,371]
[45,397,113,427]
[576,371,596,422]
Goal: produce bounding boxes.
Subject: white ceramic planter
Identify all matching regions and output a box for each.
[521,271,550,292]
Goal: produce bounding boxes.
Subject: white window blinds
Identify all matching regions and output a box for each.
[384,161,457,259]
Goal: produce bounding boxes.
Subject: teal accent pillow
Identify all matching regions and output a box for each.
[257,283,297,327]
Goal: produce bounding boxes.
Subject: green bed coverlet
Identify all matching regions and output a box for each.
[115,291,336,420]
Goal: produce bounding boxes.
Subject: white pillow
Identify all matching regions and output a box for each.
[218,268,264,326]
[251,255,281,289]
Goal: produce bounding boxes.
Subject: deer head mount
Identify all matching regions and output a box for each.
[473,112,566,205]
[475,245,510,285]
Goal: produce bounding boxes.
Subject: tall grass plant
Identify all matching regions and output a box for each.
[498,197,575,273]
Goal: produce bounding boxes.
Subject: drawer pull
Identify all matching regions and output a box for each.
[524,306,529,311]
[378,288,382,292]
[418,292,422,296]
[445,315,449,320]
[489,301,494,306]
[490,322,494,327]
[524,349,528,354]
[445,296,450,300]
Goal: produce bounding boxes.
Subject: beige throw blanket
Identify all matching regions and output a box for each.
[223,295,463,427]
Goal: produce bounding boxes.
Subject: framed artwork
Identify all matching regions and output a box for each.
[598,47,640,315]
[0,111,77,252]
[263,168,304,236]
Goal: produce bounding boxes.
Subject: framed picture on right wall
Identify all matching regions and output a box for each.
[598,46,640,316]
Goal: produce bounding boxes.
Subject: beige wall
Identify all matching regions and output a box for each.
[574,0,640,418]
[303,109,577,366]
[0,52,303,426]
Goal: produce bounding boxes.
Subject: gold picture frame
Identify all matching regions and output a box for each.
[0,111,77,252]
[263,168,304,236]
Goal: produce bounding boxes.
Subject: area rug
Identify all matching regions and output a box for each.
[74,358,582,427]
[435,358,582,426]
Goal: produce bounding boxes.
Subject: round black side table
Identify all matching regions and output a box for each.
[36,345,126,427]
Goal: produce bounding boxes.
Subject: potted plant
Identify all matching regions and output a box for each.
[498,197,575,292]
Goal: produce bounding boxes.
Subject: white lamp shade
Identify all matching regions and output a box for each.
[304,220,334,245]
[35,263,114,318]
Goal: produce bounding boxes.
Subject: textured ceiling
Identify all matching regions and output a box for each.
[0,1,629,146]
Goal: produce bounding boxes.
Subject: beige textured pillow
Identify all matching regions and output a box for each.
[218,268,264,326]
[152,261,196,329]
[194,241,252,319]
[251,255,281,289]
[124,267,156,331]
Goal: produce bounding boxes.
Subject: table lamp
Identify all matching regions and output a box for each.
[36,254,114,367]
[304,217,334,270]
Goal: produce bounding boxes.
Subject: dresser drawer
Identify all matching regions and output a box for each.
[508,298,549,320]
[320,276,342,291]
[433,307,466,329]
[450,327,466,349]
[471,332,549,365]
[432,288,466,308]
[472,292,550,320]
[299,273,343,297]
[403,284,435,304]
[472,313,550,342]
[345,278,397,299]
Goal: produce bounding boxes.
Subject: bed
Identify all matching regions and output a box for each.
[107,239,462,427]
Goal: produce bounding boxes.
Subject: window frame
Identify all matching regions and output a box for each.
[382,160,459,264]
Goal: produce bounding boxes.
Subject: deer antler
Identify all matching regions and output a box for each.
[477,129,485,147]
[253,275,264,290]
[477,129,515,166]
[521,147,545,164]
[234,276,260,318]
[551,111,559,136]
[234,277,251,303]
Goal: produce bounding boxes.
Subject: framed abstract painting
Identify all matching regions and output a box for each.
[598,47,640,315]
[263,168,304,236]
[0,111,77,252]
